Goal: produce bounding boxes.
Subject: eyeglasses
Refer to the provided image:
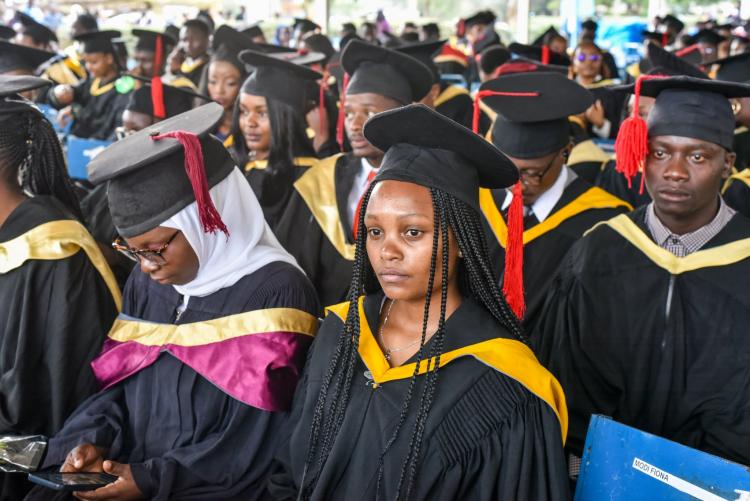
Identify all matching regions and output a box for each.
[575,53,602,62]
[112,231,180,265]
[518,154,559,186]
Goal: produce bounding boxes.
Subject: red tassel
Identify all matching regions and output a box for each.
[456,19,466,38]
[614,75,664,193]
[150,35,166,119]
[675,43,699,58]
[336,72,350,152]
[472,89,539,134]
[150,131,229,236]
[541,44,550,65]
[502,182,525,319]
[661,32,669,47]
[493,61,538,78]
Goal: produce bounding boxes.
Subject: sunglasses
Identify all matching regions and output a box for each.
[576,53,602,62]
[112,231,180,265]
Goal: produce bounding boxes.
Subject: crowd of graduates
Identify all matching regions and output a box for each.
[0,5,749,500]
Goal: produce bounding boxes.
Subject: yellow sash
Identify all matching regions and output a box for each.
[434,85,470,108]
[180,58,206,74]
[244,156,318,172]
[0,220,122,310]
[568,139,612,167]
[90,78,115,97]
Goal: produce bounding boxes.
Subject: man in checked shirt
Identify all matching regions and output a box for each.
[533,76,750,481]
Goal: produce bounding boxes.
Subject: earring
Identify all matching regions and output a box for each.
[732,100,742,116]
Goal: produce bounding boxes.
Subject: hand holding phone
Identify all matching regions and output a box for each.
[28,472,118,491]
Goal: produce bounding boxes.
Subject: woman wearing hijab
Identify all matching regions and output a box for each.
[26,103,320,501]
[267,105,568,500]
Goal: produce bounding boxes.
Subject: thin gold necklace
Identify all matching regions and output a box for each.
[378,299,421,361]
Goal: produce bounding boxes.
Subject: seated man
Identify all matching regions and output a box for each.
[478,71,630,329]
[535,76,750,468]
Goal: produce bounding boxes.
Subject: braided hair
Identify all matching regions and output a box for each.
[299,181,524,500]
[0,104,83,220]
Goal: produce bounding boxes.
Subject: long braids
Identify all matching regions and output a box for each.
[0,108,83,221]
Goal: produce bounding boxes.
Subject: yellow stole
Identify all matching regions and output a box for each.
[480,186,632,248]
[0,220,122,310]
[327,298,568,442]
[586,215,750,274]
[244,156,318,172]
[434,85,470,108]
[293,154,355,260]
[90,78,115,97]
[568,139,612,169]
[724,168,750,192]
[180,58,207,74]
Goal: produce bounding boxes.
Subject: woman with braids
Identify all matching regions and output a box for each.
[0,75,119,500]
[229,49,321,230]
[267,104,569,500]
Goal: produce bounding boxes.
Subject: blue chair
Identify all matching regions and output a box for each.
[66,135,112,180]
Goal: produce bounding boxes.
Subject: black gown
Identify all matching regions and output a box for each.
[434,82,474,130]
[723,170,750,218]
[0,196,119,500]
[596,159,653,208]
[52,76,131,140]
[534,207,750,465]
[733,126,750,172]
[275,153,359,307]
[481,175,630,330]
[267,293,570,500]
[26,261,320,500]
[179,58,208,88]
[566,139,613,184]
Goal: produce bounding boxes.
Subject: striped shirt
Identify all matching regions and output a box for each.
[645,198,736,257]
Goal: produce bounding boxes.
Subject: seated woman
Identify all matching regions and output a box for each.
[229,49,321,229]
[25,103,320,500]
[267,105,569,500]
[0,75,119,500]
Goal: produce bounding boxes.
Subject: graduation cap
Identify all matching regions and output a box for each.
[212,25,254,53]
[642,30,672,47]
[493,58,568,77]
[0,40,55,73]
[615,75,750,191]
[509,42,570,66]
[165,24,180,42]
[133,29,177,52]
[196,11,215,34]
[708,52,750,83]
[674,44,703,65]
[293,18,320,34]
[395,39,446,83]
[300,34,336,65]
[0,25,15,41]
[239,49,322,110]
[14,12,57,45]
[0,74,51,99]
[422,22,440,38]
[581,19,598,32]
[183,18,211,36]
[241,24,264,40]
[688,29,726,46]
[74,30,121,54]
[363,103,525,317]
[479,45,511,75]
[660,14,685,34]
[463,10,496,28]
[478,71,593,159]
[88,102,233,238]
[531,26,563,47]
[647,42,708,79]
[341,39,434,105]
[126,76,209,118]
[339,32,361,51]
[266,49,326,67]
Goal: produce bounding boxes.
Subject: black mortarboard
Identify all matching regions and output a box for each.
[0,25,15,40]
[689,29,726,46]
[88,102,233,237]
[165,24,180,42]
[0,74,51,99]
[531,26,563,47]
[642,30,671,46]
[479,45,511,75]
[212,25,254,53]
[341,39,434,104]
[401,32,420,43]
[74,30,121,54]
[300,34,336,65]
[14,12,57,45]
[481,71,593,159]
[0,40,55,73]
[239,49,322,109]
[581,19,598,31]
[647,42,708,78]
[241,24,264,39]
[707,52,750,83]
[463,10,496,28]
[422,22,440,38]
[660,14,685,33]
[293,18,320,34]
[267,50,326,67]
[126,77,208,118]
[364,103,517,211]
[133,28,177,52]
[395,39,445,83]
[196,11,215,34]
[183,18,210,36]
[508,42,571,66]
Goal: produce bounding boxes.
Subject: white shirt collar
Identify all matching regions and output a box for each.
[346,157,379,228]
[501,165,571,223]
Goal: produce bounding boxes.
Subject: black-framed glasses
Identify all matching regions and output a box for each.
[518,154,559,186]
[112,231,180,265]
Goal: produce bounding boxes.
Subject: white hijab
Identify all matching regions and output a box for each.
[161,166,300,297]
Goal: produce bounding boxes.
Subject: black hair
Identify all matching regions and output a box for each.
[0,106,83,220]
[229,90,316,172]
[74,13,98,32]
[197,47,248,102]
[299,183,524,500]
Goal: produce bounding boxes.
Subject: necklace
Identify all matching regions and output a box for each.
[378,299,421,361]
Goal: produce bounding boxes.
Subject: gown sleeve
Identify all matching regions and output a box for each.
[275,192,324,293]
[723,181,750,219]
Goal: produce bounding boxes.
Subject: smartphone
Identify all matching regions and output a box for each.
[28,472,118,491]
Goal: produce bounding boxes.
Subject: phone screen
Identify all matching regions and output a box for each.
[29,472,118,491]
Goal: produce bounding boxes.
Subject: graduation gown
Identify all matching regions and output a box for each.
[179,58,208,88]
[534,208,750,464]
[733,126,750,172]
[243,156,318,231]
[566,139,612,184]
[723,168,750,218]
[434,82,473,130]
[0,196,119,500]
[481,175,631,330]
[59,76,131,140]
[275,153,359,307]
[267,293,570,500]
[584,80,628,140]
[596,159,653,208]
[28,261,319,500]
